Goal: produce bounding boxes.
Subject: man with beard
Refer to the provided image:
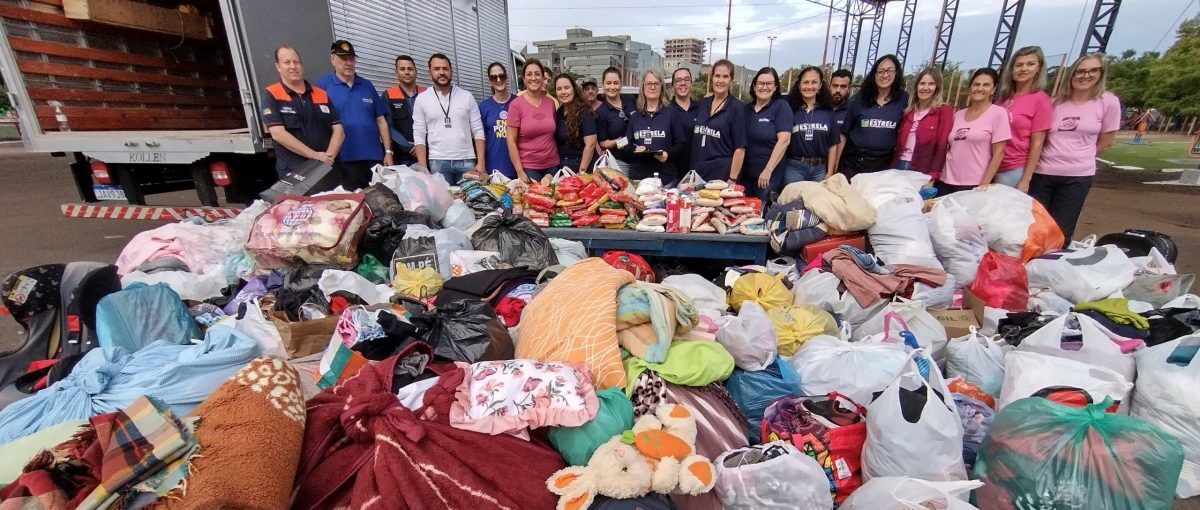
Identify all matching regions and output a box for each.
[581,79,601,111]
[261,46,343,178]
[412,53,486,184]
[828,69,853,177]
[384,55,425,166]
[315,40,391,190]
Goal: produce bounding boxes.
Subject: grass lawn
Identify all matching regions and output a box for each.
[1102,132,1195,171]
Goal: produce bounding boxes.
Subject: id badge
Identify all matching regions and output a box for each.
[805,130,814,141]
[444,116,452,129]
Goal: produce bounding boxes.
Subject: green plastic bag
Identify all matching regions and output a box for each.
[974,396,1184,510]
[355,254,388,284]
[548,387,634,466]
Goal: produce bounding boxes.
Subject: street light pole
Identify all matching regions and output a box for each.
[831,34,842,71]
[724,0,732,59]
[707,37,717,66]
[767,36,777,68]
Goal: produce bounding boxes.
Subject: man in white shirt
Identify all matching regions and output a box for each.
[412,53,486,184]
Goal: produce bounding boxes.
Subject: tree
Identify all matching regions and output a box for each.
[552,66,583,82]
[1106,50,1160,109]
[1146,14,1200,117]
[691,72,708,100]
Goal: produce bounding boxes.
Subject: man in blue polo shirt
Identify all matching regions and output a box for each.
[315,40,391,191]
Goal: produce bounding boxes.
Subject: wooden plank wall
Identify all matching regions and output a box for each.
[1,0,245,131]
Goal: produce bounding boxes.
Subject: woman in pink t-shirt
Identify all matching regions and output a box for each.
[938,68,1011,197]
[996,46,1054,191]
[506,58,560,183]
[1031,52,1121,245]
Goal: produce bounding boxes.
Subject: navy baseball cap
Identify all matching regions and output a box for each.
[331,40,356,57]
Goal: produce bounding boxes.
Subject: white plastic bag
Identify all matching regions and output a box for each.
[793,269,885,327]
[997,350,1132,410]
[854,298,950,366]
[1027,288,1074,315]
[945,327,1007,396]
[850,169,932,211]
[947,185,1063,262]
[841,477,982,509]
[403,225,472,279]
[1015,312,1136,382]
[1026,245,1138,303]
[1131,334,1200,498]
[218,297,288,359]
[862,356,967,483]
[715,441,834,510]
[786,335,910,405]
[678,169,706,194]
[120,270,230,301]
[549,238,588,267]
[1130,247,1176,275]
[716,301,777,371]
[868,196,941,268]
[911,273,955,310]
[662,273,727,317]
[317,270,394,306]
[591,151,621,172]
[441,199,476,230]
[371,164,454,221]
[926,197,987,287]
[449,249,503,277]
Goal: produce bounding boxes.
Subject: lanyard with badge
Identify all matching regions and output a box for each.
[436,88,453,128]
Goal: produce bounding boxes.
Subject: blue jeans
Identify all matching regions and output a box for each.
[429,159,476,185]
[782,158,826,188]
[993,167,1024,187]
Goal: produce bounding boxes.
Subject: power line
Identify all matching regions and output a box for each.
[1154,0,1197,51]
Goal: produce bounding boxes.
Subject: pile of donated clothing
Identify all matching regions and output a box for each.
[0,164,1196,510]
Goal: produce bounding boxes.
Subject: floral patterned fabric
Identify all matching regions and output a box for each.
[450,359,600,436]
[244,194,371,269]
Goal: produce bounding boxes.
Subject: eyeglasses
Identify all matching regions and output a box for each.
[489,73,507,82]
[644,82,662,88]
[673,78,690,84]
[754,81,774,88]
[877,68,896,76]
[1073,67,1102,78]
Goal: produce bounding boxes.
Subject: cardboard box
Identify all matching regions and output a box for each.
[963,288,987,326]
[931,308,980,340]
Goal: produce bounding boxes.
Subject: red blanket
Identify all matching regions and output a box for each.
[291,348,564,510]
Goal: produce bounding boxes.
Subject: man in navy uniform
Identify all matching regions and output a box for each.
[260,45,343,178]
[384,55,425,166]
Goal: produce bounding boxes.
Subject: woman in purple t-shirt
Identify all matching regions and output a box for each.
[1031,53,1121,245]
[939,68,1011,197]
[995,46,1054,191]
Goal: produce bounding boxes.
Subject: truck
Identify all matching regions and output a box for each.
[0,0,513,211]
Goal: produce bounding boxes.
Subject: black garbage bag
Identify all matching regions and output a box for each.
[363,183,405,215]
[359,210,435,263]
[471,213,558,270]
[272,264,337,320]
[410,298,514,363]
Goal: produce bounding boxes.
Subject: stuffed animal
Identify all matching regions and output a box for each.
[547,404,716,510]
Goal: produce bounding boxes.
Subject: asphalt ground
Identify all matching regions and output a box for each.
[0,145,1198,507]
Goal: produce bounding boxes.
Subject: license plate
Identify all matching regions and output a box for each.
[128,152,166,163]
[92,184,126,201]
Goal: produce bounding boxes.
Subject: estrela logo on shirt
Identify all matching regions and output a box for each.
[695,125,723,139]
[953,128,970,141]
[1059,117,1081,132]
[860,118,897,129]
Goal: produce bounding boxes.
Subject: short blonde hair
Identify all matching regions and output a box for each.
[999,46,1047,98]
[907,67,944,112]
[636,69,665,110]
[1055,52,1108,103]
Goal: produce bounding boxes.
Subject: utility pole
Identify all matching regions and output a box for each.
[707,37,717,67]
[767,36,778,68]
[822,0,834,68]
[831,34,842,71]
[724,0,732,59]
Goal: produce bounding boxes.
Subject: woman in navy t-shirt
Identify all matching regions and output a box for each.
[595,66,637,173]
[741,67,792,200]
[836,54,909,180]
[690,59,747,182]
[620,70,688,183]
[783,66,839,187]
[553,73,598,173]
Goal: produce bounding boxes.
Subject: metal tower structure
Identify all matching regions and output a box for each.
[1082,0,1123,56]
[895,0,918,65]
[864,2,887,68]
[988,0,1027,68]
[931,0,960,71]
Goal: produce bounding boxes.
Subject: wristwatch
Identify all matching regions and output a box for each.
[385,149,394,155]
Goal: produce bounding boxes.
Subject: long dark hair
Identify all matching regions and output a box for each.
[751,67,782,104]
[555,73,590,143]
[859,54,905,105]
[786,66,832,110]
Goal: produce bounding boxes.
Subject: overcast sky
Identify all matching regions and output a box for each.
[508,0,1196,74]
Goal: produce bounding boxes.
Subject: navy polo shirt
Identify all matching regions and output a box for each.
[625,106,687,180]
[743,98,793,178]
[831,103,849,132]
[261,81,340,173]
[315,72,388,162]
[841,89,909,152]
[671,97,700,177]
[689,95,747,181]
[555,106,598,161]
[790,106,839,158]
[595,96,636,144]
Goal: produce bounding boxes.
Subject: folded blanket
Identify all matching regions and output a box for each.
[157,358,305,510]
[616,282,699,363]
[517,259,635,389]
[777,173,875,232]
[824,249,947,308]
[622,341,735,397]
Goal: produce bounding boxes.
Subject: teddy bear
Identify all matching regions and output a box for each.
[546,403,716,510]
